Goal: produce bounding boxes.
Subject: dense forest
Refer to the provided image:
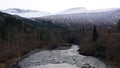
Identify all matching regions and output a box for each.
[0,12,120,68]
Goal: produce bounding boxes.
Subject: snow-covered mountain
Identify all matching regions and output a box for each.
[1,8,51,18]
[34,8,120,29]
[58,7,117,14]
[2,8,120,29]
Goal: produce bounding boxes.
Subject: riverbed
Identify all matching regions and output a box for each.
[18,45,106,68]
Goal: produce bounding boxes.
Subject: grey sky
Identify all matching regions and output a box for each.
[0,0,120,13]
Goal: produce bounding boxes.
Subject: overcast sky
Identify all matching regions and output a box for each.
[0,0,120,13]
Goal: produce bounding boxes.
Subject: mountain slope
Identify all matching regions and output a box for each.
[0,12,65,63]
[34,8,120,29]
[1,8,51,18]
[0,12,66,39]
[0,12,36,41]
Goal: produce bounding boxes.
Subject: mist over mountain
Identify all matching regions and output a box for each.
[1,8,51,18]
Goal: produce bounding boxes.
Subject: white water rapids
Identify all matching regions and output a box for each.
[18,45,106,68]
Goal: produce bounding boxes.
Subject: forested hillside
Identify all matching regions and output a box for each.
[0,12,67,65]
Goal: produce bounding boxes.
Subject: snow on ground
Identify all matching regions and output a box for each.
[19,45,106,68]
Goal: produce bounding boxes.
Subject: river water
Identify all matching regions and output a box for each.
[18,45,106,68]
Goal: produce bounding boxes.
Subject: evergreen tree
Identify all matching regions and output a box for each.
[92,25,98,42]
[107,27,111,34]
[117,19,120,33]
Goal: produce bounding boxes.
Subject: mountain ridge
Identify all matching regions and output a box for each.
[34,8,120,29]
[57,7,117,14]
[0,8,51,18]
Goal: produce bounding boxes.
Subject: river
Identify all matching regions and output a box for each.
[18,45,107,68]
